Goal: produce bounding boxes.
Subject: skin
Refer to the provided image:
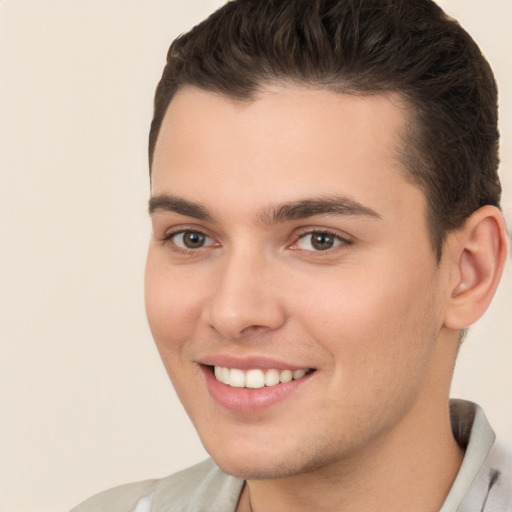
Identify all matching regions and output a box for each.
[145,85,491,511]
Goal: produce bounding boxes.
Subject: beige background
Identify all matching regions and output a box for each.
[1,1,511,511]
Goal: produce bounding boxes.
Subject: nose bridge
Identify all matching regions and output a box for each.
[206,243,285,339]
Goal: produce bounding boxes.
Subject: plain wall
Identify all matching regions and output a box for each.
[1,1,511,511]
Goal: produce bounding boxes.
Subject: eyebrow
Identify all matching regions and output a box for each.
[148,194,381,223]
[148,195,214,221]
[261,196,382,224]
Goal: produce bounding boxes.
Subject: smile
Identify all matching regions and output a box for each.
[213,366,311,389]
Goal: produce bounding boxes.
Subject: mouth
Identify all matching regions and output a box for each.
[212,365,314,389]
[198,357,317,413]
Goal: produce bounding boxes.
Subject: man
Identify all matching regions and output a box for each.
[73,0,511,510]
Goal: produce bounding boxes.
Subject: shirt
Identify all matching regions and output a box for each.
[71,400,512,512]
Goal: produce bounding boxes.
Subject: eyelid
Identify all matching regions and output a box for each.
[289,228,353,252]
[160,226,219,251]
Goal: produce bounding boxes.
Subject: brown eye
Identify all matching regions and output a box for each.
[296,231,345,251]
[183,232,205,248]
[171,230,213,249]
[311,233,335,250]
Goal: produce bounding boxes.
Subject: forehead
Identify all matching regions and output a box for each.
[154,84,410,165]
[151,85,425,225]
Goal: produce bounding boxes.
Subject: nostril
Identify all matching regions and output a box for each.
[240,324,268,335]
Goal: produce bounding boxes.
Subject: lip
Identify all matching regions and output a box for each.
[198,354,311,372]
[199,361,315,414]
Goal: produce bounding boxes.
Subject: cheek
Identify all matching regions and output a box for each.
[144,257,204,356]
[295,259,439,376]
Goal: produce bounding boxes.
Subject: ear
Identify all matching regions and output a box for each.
[443,205,509,330]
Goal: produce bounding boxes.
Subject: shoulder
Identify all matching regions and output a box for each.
[70,477,158,512]
[70,459,244,512]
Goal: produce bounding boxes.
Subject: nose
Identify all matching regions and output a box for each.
[205,248,287,341]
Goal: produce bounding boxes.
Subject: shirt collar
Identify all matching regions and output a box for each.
[439,399,496,511]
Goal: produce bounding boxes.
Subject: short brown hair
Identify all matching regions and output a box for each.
[149,0,501,258]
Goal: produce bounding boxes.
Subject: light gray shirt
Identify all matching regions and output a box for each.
[71,400,512,512]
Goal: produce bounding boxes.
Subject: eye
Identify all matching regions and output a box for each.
[294,231,347,251]
[167,230,215,250]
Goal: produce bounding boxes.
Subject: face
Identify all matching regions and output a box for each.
[145,85,452,480]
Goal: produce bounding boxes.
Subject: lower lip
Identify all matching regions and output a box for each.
[201,366,314,414]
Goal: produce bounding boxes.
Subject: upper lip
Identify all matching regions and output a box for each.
[197,354,314,371]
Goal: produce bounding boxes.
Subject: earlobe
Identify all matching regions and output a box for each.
[443,205,509,330]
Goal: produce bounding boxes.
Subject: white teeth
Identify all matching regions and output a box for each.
[221,367,230,385]
[230,368,246,388]
[213,366,310,388]
[264,368,280,387]
[279,369,293,383]
[246,369,265,388]
[293,369,307,379]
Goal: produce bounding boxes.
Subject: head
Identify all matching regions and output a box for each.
[148,0,501,260]
[144,0,508,485]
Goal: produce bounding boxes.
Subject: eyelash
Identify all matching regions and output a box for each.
[161,228,216,253]
[160,228,352,255]
[291,229,352,253]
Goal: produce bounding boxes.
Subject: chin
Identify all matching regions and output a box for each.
[202,435,339,481]
[212,456,300,481]
[202,441,279,479]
